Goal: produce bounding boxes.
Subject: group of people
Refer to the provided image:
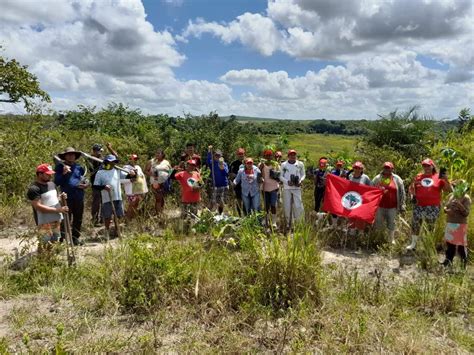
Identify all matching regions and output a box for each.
[27,143,470,267]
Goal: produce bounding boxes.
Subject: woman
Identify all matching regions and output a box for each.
[442,180,470,268]
[372,162,406,244]
[123,154,148,220]
[259,149,280,227]
[145,149,172,216]
[234,158,261,215]
[347,161,372,233]
[406,158,451,250]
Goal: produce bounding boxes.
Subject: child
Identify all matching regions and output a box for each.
[442,180,471,268]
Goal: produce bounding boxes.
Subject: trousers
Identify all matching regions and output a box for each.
[283,189,304,224]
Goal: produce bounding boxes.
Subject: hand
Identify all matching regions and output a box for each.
[104,185,112,191]
[60,192,67,200]
[128,169,137,177]
[62,165,71,175]
[106,142,112,149]
[78,183,89,189]
[58,206,69,213]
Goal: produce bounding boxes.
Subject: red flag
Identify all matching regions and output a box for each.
[323,174,384,224]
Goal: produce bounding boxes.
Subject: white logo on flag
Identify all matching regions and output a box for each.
[341,191,363,210]
[187,177,197,187]
[421,178,433,187]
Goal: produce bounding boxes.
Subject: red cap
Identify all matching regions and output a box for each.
[352,161,364,169]
[236,148,245,155]
[245,158,254,164]
[319,159,328,166]
[186,159,197,165]
[336,160,344,166]
[129,154,139,161]
[383,161,394,169]
[288,149,297,155]
[263,149,273,156]
[275,151,282,157]
[421,158,434,167]
[36,164,55,175]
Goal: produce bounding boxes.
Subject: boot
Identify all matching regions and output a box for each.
[272,213,277,228]
[406,235,418,250]
[388,230,396,245]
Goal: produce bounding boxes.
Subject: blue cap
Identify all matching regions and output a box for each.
[104,154,118,163]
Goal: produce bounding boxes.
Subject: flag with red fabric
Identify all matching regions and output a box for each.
[323,174,384,224]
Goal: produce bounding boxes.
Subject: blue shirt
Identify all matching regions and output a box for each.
[54,163,85,201]
[207,152,229,187]
[94,168,128,202]
[234,165,261,197]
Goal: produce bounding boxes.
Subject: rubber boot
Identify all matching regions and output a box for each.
[406,235,418,250]
[388,230,396,245]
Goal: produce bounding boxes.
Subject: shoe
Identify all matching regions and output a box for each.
[72,238,84,246]
[406,235,418,250]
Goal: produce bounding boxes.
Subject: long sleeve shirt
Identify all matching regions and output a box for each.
[206,152,229,187]
[54,163,85,201]
[280,160,305,190]
[234,165,261,197]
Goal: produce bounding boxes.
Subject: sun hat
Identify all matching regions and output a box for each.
[352,161,364,169]
[58,147,81,160]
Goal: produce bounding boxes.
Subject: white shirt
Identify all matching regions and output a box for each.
[280,160,305,190]
[122,165,149,196]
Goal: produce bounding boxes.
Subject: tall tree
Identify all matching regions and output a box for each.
[0,50,50,111]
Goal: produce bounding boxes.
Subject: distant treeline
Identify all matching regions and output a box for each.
[223,115,458,136]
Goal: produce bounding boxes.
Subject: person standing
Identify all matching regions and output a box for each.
[179,142,201,169]
[229,148,246,216]
[331,160,348,178]
[172,159,202,218]
[346,161,372,233]
[27,164,69,249]
[406,158,452,250]
[123,154,148,220]
[207,145,229,214]
[280,149,305,227]
[313,157,328,212]
[234,158,261,215]
[145,149,172,216]
[87,143,104,226]
[372,162,406,244]
[442,180,470,268]
[259,149,280,227]
[54,147,87,245]
[93,155,136,238]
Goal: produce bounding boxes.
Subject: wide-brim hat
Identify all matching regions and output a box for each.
[58,147,82,160]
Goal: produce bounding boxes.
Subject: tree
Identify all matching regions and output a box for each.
[0,51,50,111]
[457,107,472,131]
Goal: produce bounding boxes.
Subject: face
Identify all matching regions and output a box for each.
[422,164,433,174]
[383,166,393,175]
[186,145,194,155]
[155,151,164,160]
[186,163,195,172]
[214,154,222,161]
[353,167,362,176]
[288,153,296,162]
[93,149,102,157]
[237,152,245,160]
[245,161,253,168]
[38,172,53,183]
[64,152,77,163]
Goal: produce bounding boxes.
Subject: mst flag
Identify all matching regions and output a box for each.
[323,174,383,224]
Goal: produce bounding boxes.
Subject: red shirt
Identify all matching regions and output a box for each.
[175,171,201,203]
[414,173,445,206]
[378,176,398,209]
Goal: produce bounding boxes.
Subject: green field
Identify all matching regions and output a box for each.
[283,133,358,163]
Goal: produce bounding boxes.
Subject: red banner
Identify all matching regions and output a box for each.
[323,174,383,224]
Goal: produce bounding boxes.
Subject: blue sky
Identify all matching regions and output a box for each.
[0,0,472,119]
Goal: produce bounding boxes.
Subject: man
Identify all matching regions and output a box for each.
[54,147,87,245]
[180,142,201,168]
[93,155,136,238]
[123,154,148,220]
[280,149,305,227]
[207,145,229,214]
[88,143,104,226]
[313,157,328,212]
[27,164,69,249]
[331,160,348,178]
[229,148,246,216]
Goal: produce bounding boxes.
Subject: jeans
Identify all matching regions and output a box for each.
[242,193,260,215]
[375,207,397,231]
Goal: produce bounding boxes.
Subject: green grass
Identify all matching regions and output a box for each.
[286,133,358,163]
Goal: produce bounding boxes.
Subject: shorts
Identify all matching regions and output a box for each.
[264,190,278,209]
[212,186,228,205]
[412,205,440,232]
[375,207,397,231]
[102,200,124,219]
[38,221,61,243]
